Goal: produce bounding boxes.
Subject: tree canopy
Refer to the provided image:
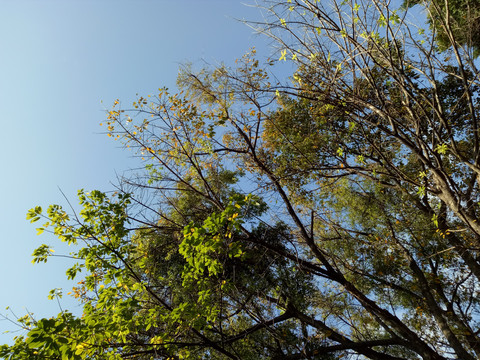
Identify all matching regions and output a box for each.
[3,0,480,359]
[403,0,480,56]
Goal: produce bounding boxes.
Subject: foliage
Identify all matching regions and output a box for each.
[404,0,480,56]
[3,0,480,359]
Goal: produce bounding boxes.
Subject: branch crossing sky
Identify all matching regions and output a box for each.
[0,0,267,343]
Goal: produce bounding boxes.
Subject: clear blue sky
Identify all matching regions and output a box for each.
[0,0,270,343]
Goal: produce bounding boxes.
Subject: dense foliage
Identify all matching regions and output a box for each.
[3,0,480,359]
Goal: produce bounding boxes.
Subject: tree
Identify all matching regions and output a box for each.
[3,0,480,359]
[403,0,480,56]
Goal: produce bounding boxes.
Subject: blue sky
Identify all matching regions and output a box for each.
[0,0,270,343]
